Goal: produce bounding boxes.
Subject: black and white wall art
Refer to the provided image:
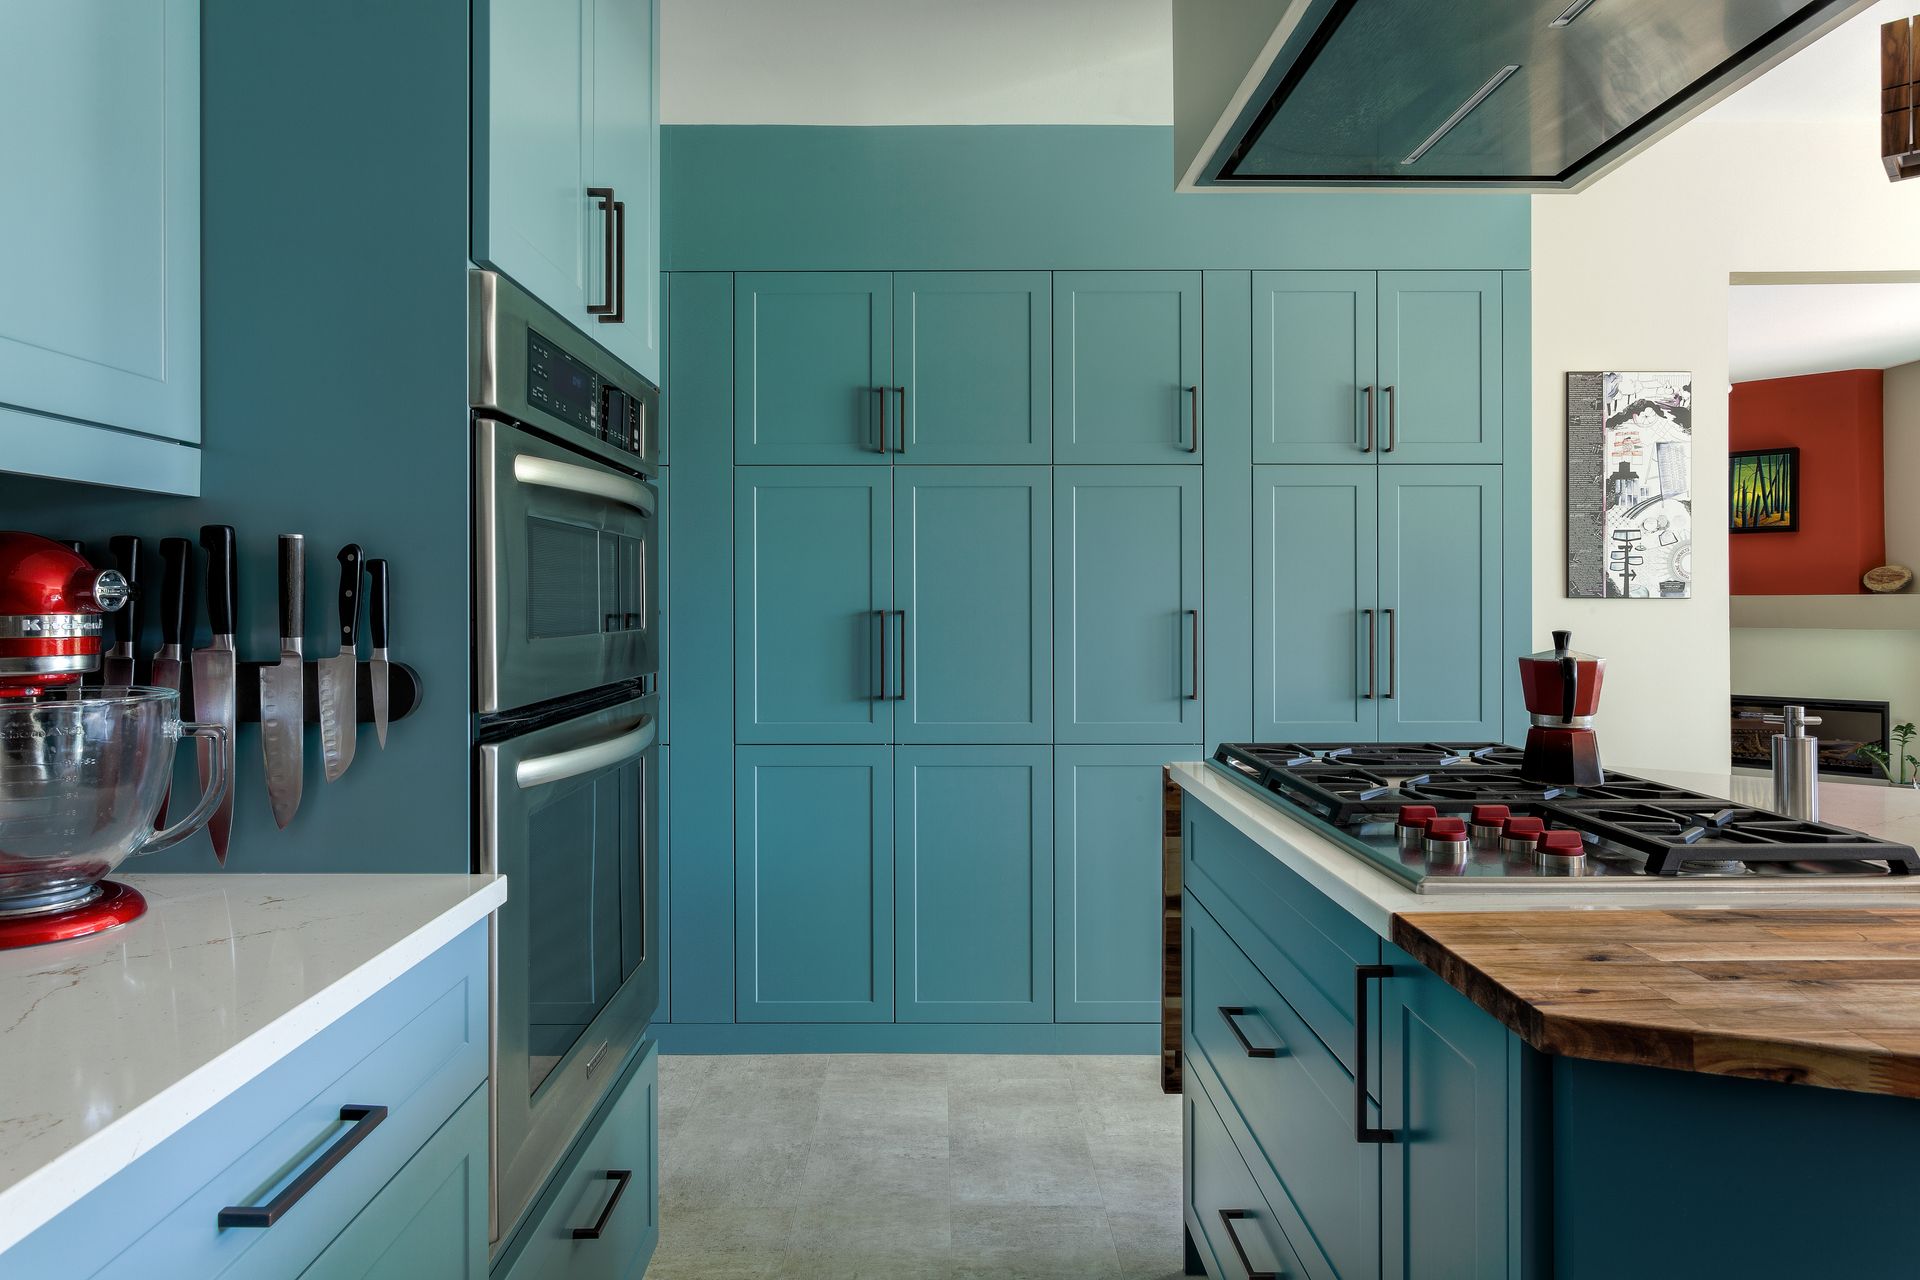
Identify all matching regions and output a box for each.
[1566,371,1693,599]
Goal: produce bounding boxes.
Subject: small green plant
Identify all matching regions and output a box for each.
[1858,721,1919,786]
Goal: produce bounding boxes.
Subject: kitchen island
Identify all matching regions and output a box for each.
[1171,760,1920,1280]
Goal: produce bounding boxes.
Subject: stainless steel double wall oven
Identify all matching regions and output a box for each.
[470,269,661,1244]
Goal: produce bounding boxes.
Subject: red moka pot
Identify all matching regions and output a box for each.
[1518,629,1605,786]
[0,532,130,698]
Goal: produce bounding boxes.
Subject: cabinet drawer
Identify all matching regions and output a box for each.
[1186,896,1379,1280]
[1187,1067,1311,1280]
[2,926,487,1280]
[501,1040,658,1280]
[1183,799,1379,1075]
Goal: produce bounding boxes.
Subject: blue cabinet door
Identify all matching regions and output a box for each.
[734,468,892,744]
[1055,468,1204,743]
[735,272,892,463]
[0,0,199,444]
[1377,272,1502,464]
[298,1086,488,1280]
[472,0,598,331]
[1379,943,1513,1280]
[1054,746,1186,1023]
[588,0,659,383]
[894,271,1050,462]
[894,747,1052,1023]
[1378,466,1503,742]
[736,747,893,1022]
[1254,466,1381,741]
[894,467,1051,744]
[1053,272,1203,463]
[1253,271,1377,464]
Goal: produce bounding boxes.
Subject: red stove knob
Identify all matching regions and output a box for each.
[1396,805,1439,831]
[1537,829,1586,856]
[1501,816,1545,839]
[1424,817,1468,840]
[1470,804,1511,828]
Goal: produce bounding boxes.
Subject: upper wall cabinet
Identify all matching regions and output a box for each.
[1054,272,1203,464]
[0,0,201,494]
[1254,270,1500,466]
[473,0,660,386]
[735,272,1051,465]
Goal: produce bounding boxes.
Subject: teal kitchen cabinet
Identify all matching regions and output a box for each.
[1377,272,1502,465]
[473,0,660,385]
[1378,466,1503,742]
[894,272,1051,462]
[734,468,892,744]
[1254,465,1380,741]
[735,747,894,1022]
[0,0,201,492]
[894,468,1051,744]
[1252,271,1376,464]
[1185,1066,1312,1280]
[894,747,1052,1023]
[734,272,892,463]
[299,1086,488,1280]
[1054,746,1188,1024]
[1054,467,1204,743]
[1053,272,1204,463]
[1253,271,1501,466]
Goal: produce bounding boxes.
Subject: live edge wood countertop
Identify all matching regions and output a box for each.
[1392,907,1920,1099]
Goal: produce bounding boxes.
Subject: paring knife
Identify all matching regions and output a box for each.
[261,534,306,829]
[104,536,141,687]
[367,559,391,749]
[193,525,239,863]
[151,537,192,827]
[318,543,363,783]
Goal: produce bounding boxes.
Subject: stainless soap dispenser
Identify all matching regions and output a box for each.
[1765,705,1823,822]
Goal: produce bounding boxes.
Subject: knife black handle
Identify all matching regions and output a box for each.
[109,536,141,649]
[278,534,306,643]
[201,525,237,637]
[367,559,389,650]
[158,538,192,649]
[335,544,364,649]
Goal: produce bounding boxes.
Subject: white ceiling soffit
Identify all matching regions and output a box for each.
[659,0,1174,125]
[1728,284,1920,383]
[1706,0,1909,123]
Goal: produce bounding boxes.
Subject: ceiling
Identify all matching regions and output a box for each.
[1705,0,1909,123]
[1728,284,1920,383]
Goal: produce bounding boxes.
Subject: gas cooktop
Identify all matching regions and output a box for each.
[1210,742,1920,892]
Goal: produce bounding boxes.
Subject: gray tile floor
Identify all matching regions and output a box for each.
[651,1054,1187,1280]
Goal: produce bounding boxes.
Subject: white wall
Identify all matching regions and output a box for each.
[1888,360,1920,571]
[1731,628,1920,744]
[1532,123,1920,772]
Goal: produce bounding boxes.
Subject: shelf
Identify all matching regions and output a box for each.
[1731,595,1920,631]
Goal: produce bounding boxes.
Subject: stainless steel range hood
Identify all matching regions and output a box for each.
[1174,0,1879,191]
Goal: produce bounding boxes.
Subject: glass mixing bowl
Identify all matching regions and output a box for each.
[0,688,229,915]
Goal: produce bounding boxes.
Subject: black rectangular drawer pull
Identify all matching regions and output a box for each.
[217,1104,388,1228]
[1218,1005,1281,1058]
[1218,1209,1278,1279]
[1354,965,1397,1144]
[573,1169,633,1240]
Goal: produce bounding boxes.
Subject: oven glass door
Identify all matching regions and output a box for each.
[477,416,659,714]
[483,693,659,1240]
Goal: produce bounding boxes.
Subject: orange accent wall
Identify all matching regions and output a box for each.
[1730,369,1885,595]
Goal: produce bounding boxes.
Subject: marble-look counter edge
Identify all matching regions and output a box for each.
[0,873,506,1256]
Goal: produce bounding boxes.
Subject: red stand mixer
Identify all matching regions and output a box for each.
[1518,629,1606,787]
[0,532,229,947]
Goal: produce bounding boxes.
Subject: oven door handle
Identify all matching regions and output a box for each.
[512,454,655,518]
[515,718,656,790]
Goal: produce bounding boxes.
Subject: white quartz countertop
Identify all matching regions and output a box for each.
[0,873,506,1255]
[1170,760,1920,936]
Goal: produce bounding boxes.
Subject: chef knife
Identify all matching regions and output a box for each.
[318,543,363,783]
[151,537,192,827]
[193,525,239,862]
[260,534,306,829]
[103,535,141,687]
[366,558,391,749]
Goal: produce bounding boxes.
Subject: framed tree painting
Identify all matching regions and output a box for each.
[1729,447,1800,533]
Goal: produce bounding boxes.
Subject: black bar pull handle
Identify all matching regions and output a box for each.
[1361,385,1375,453]
[572,1170,633,1240]
[892,609,907,701]
[1382,608,1397,700]
[1186,385,1201,454]
[1360,608,1376,700]
[1383,384,1397,453]
[875,386,888,455]
[1218,1006,1281,1059]
[218,1105,388,1228]
[894,386,907,453]
[1186,609,1201,701]
[874,609,888,700]
[1354,965,1396,1144]
[600,198,627,325]
[587,188,616,316]
[1217,1209,1278,1279]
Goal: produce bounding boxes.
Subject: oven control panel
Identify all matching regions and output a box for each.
[526,330,603,437]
